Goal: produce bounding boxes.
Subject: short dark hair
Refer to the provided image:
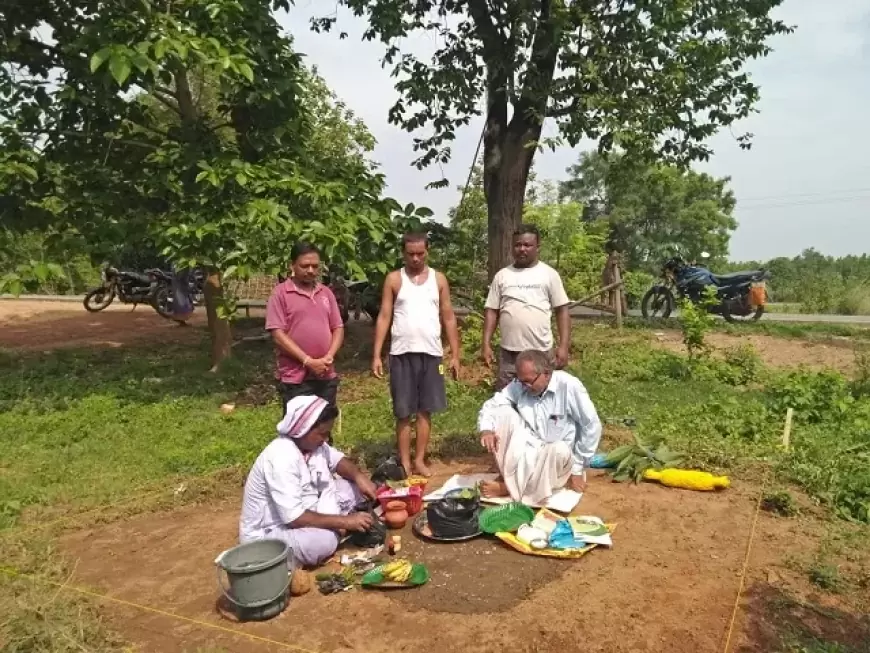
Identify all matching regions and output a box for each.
[402,232,429,250]
[312,403,339,429]
[513,224,540,242]
[290,241,320,263]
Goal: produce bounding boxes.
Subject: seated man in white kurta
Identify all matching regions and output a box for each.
[477,349,602,505]
[239,395,378,567]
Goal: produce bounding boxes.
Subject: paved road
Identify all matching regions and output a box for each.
[4,294,870,325]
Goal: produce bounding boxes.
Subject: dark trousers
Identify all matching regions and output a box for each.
[277,378,340,416]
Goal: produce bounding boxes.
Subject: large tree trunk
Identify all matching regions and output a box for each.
[483,117,541,281]
[203,269,232,371]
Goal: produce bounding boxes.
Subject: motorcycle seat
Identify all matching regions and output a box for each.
[711,270,763,286]
[121,271,153,284]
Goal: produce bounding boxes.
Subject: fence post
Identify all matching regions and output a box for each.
[613,266,623,330]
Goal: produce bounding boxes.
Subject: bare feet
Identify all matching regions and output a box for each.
[400,459,413,480]
[480,479,509,499]
[413,459,432,478]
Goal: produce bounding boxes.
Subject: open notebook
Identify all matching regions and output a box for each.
[423,473,582,514]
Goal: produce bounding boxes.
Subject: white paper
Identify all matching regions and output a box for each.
[422,473,497,501]
[568,515,612,547]
[423,474,582,513]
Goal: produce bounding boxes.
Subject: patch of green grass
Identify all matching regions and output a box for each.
[808,562,844,593]
[0,535,127,652]
[622,314,870,342]
[762,489,800,517]
[784,638,859,653]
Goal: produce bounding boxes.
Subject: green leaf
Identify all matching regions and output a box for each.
[604,444,634,464]
[237,63,254,83]
[32,262,50,283]
[90,48,112,73]
[154,39,169,60]
[235,172,247,186]
[132,53,152,74]
[108,55,132,86]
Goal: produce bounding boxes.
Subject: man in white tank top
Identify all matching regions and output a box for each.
[372,233,461,477]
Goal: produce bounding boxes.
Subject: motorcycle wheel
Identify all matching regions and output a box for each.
[152,285,175,319]
[641,287,674,319]
[83,287,115,312]
[723,304,765,323]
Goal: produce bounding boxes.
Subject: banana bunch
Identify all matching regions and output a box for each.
[382,559,413,583]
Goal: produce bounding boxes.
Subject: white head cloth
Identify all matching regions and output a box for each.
[277,395,329,439]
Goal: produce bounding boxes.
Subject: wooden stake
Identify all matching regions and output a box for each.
[613,266,623,330]
[782,407,794,451]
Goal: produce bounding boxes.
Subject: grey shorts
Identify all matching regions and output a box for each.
[497,348,554,390]
[389,353,446,419]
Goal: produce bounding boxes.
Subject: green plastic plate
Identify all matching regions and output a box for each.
[479,503,535,534]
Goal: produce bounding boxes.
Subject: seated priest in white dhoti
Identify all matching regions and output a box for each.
[239,395,378,567]
[477,349,602,505]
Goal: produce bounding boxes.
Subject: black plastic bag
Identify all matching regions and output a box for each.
[427,496,481,539]
[348,499,386,548]
[370,455,407,487]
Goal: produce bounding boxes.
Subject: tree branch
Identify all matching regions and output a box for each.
[512,0,561,132]
[152,89,181,115]
[172,66,197,124]
[467,0,505,58]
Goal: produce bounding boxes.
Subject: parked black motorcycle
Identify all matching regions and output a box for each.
[83,266,174,318]
[641,255,771,322]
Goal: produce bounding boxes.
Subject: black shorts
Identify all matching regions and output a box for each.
[277,378,339,416]
[388,353,446,420]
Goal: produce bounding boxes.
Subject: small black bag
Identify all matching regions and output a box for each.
[347,499,386,548]
[370,455,407,487]
[427,496,481,539]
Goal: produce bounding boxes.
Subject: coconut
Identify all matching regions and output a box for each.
[289,569,312,596]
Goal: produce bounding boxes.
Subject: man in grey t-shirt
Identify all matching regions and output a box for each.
[482,224,571,389]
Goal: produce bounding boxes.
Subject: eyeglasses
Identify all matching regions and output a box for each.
[520,373,542,390]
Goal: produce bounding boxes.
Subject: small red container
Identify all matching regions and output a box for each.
[376,484,424,516]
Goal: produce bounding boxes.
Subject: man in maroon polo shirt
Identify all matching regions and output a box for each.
[266,242,344,413]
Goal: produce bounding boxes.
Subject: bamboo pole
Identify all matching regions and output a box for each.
[567,280,624,308]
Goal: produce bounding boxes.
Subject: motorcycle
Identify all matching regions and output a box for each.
[344,279,381,322]
[83,266,174,319]
[322,271,380,323]
[641,255,771,322]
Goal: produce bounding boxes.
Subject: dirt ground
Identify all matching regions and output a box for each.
[649,330,860,374]
[0,300,212,350]
[6,300,869,651]
[60,460,870,653]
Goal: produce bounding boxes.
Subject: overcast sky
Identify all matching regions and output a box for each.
[278,0,870,262]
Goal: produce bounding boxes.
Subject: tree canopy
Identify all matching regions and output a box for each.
[313,0,792,277]
[1,0,428,365]
[561,151,737,272]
